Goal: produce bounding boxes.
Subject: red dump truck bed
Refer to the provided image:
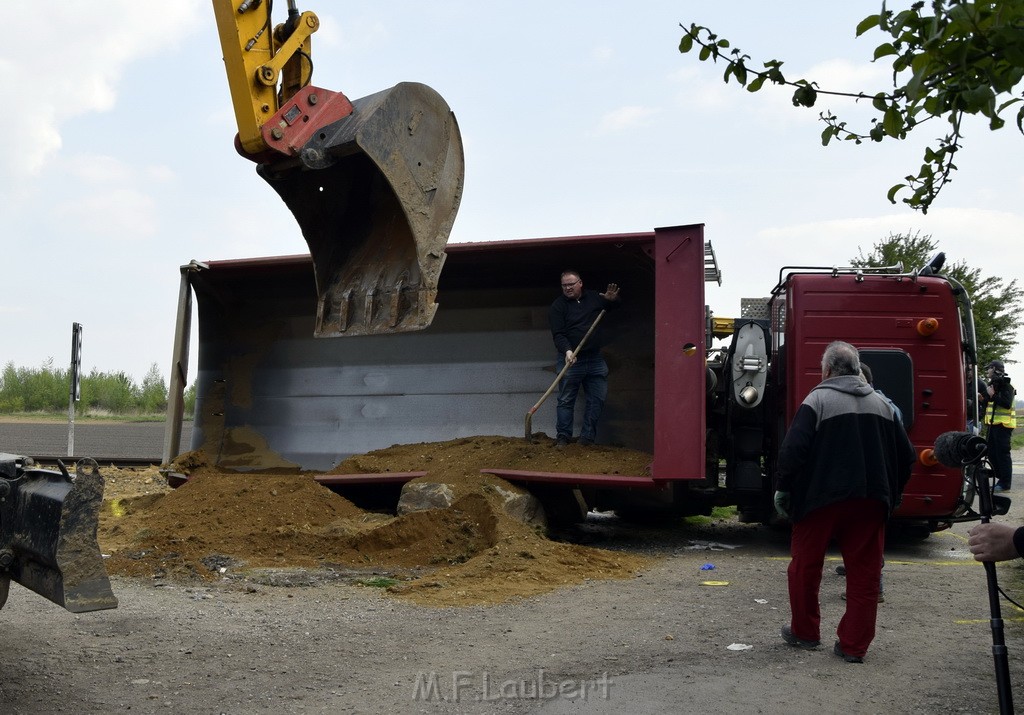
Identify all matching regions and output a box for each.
[180,225,712,480]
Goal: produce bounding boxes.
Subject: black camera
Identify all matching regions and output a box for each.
[991,370,1011,388]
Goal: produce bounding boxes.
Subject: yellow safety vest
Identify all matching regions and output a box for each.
[985,400,1016,429]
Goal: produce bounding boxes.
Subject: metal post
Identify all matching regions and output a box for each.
[163,262,201,465]
[68,322,83,458]
[67,392,75,458]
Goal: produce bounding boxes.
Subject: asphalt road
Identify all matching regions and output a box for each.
[0,421,193,462]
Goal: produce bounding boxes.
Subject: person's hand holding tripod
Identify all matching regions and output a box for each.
[968,522,1023,562]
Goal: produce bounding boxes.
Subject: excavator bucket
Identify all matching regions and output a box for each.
[256,81,464,337]
[0,455,117,613]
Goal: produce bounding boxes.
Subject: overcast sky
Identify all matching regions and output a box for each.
[2,1,1022,386]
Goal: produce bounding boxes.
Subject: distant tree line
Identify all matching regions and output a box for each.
[0,360,196,418]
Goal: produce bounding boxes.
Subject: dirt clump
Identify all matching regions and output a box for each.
[97,435,656,605]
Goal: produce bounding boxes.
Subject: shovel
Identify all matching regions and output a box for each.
[524,310,606,440]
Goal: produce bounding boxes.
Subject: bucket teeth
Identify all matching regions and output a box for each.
[319,279,428,335]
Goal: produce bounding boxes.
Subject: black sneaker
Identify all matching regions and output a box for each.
[780,625,820,649]
[579,437,594,447]
[555,436,569,449]
[834,641,864,663]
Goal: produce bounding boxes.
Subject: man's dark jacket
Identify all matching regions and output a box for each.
[776,374,916,522]
[549,290,618,357]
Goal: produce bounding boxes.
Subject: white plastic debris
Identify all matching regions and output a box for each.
[727,643,754,651]
[685,540,742,551]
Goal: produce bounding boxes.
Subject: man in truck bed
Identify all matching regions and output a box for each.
[548,270,621,448]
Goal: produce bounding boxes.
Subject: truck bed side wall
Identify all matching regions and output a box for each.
[189,232,706,472]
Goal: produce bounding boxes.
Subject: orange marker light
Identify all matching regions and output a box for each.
[919,448,939,467]
[917,317,939,336]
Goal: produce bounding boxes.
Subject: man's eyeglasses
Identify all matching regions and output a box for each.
[561,279,580,289]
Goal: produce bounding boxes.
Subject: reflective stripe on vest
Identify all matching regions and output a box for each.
[986,402,1016,429]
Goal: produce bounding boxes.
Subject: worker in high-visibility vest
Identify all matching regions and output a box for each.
[981,359,1017,492]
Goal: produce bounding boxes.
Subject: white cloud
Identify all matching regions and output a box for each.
[759,208,1024,265]
[326,12,388,54]
[804,58,889,95]
[63,154,135,183]
[144,165,177,183]
[670,53,892,128]
[0,1,203,176]
[590,106,658,136]
[57,189,159,239]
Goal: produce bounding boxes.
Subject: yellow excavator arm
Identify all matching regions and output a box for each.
[210,0,465,336]
[212,0,322,157]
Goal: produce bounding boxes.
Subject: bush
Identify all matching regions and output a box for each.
[0,360,193,418]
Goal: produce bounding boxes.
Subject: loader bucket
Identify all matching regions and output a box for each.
[257,81,464,337]
[0,455,117,613]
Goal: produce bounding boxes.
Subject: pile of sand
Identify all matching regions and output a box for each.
[98,436,656,606]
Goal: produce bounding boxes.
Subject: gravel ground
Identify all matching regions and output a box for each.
[2,511,1023,715]
[1,432,1023,714]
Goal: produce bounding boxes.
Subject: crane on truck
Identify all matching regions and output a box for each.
[164,225,990,535]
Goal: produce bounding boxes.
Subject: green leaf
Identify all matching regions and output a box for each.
[887,183,906,204]
[883,106,903,136]
[873,43,898,60]
[792,85,817,108]
[678,34,693,54]
[856,14,882,37]
[748,75,766,92]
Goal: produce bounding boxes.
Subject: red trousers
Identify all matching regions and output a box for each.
[787,498,887,657]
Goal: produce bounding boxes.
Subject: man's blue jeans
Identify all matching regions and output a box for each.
[555,353,609,442]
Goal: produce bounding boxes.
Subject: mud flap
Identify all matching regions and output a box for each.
[0,455,117,613]
[257,82,464,337]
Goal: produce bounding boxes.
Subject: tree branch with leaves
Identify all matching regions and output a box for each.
[679,1,1024,213]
